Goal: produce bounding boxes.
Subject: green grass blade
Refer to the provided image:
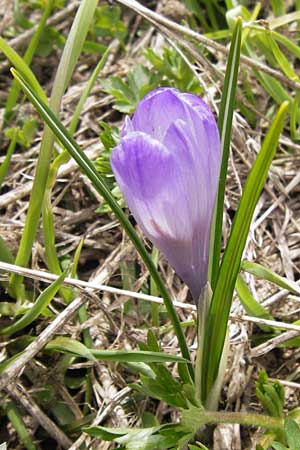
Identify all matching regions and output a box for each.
[0,269,68,336]
[4,0,53,122]
[10,0,98,297]
[0,236,14,264]
[2,401,37,450]
[264,32,298,81]
[42,48,111,291]
[0,130,18,188]
[69,46,111,135]
[236,274,274,332]
[0,36,47,105]
[12,69,193,379]
[46,337,187,363]
[209,18,242,289]
[46,336,96,361]
[241,261,300,295]
[202,101,288,403]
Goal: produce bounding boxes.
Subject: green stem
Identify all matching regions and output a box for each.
[201,410,284,431]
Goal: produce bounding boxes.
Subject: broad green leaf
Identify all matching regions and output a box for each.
[241,261,300,295]
[285,418,300,450]
[12,68,193,380]
[0,269,68,336]
[271,443,287,450]
[202,101,288,403]
[210,18,242,288]
[84,424,186,449]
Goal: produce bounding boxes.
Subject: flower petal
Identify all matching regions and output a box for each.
[111,88,221,302]
[131,88,189,141]
[111,131,204,298]
[163,119,216,298]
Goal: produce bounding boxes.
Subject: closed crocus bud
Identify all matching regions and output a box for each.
[111,87,221,302]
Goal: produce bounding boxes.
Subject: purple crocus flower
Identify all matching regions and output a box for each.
[111,87,221,301]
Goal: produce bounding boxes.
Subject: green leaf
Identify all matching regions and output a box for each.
[235,274,275,332]
[256,371,284,419]
[0,269,68,336]
[272,443,288,450]
[241,261,300,295]
[264,32,298,81]
[46,337,186,364]
[46,336,96,361]
[209,17,242,288]
[285,418,300,450]
[84,424,186,449]
[10,0,99,299]
[0,36,47,105]
[92,349,186,364]
[2,401,37,450]
[202,101,289,403]
[12,68,193,380]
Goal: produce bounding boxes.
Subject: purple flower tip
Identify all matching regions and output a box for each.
[111,87,221,302]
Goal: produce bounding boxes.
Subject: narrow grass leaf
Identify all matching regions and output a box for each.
[241,261,300,295]
[209,18,242,288]
[264,32,298,80]
[236,274,274,332]
[10,0,98,297]
[4,0,53,121]
[2,402,37,450]
[0,236,15,265]
[41,48,111,298]
[46,337,186,363]
[0,269,68,336]
[202,101,288,402]
[69,46,111,135]
[0,130,18,188]
[46,336,96,361]
[270,11,300,29]
[0,36,47,105]
[12,69,193,378]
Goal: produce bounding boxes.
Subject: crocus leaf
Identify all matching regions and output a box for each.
[210,17,242,288]
[202,100,288,403]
